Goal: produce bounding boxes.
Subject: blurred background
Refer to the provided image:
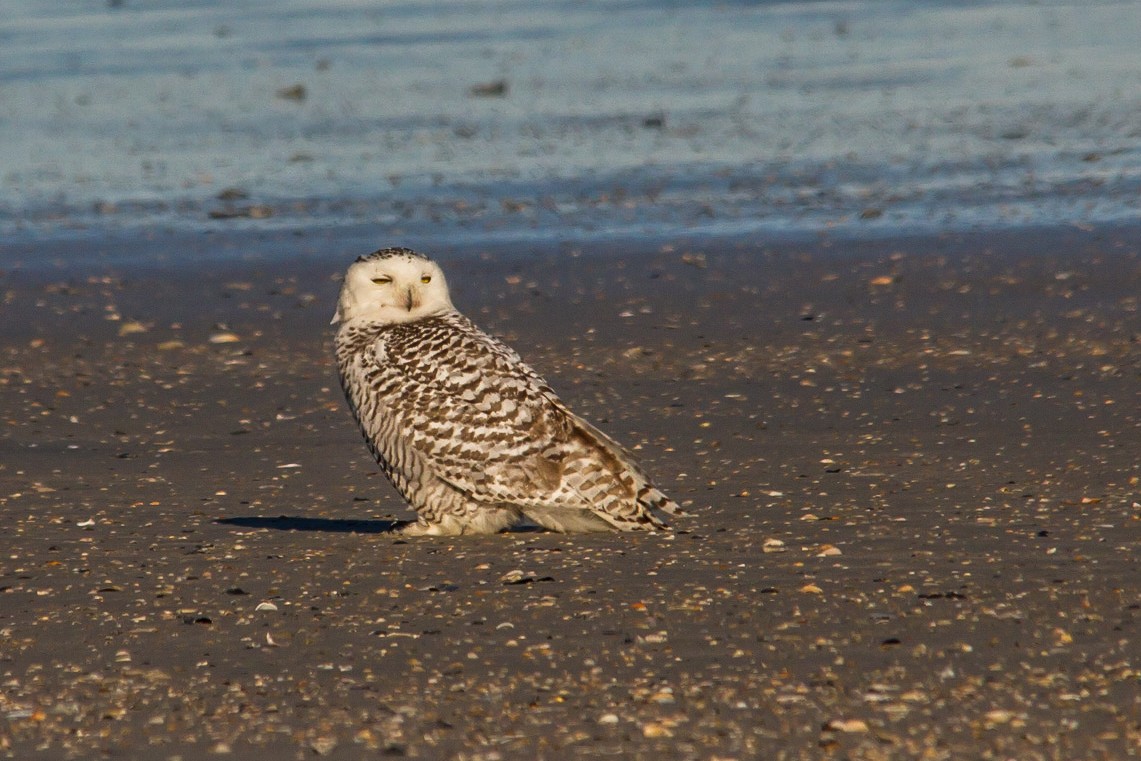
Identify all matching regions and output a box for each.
[3,0,1140,248]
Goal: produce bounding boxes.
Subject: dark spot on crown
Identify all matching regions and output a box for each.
[357,246,432,263]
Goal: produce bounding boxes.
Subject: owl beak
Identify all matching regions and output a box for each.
[404,286,420,312]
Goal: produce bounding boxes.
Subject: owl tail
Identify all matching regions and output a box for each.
[639,485,684,517]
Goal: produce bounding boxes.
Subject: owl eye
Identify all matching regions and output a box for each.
[420,275,432,284]
[371,276,392,285]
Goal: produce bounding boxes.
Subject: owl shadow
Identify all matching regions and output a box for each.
[215,515,403,534]
[215,515,549,534]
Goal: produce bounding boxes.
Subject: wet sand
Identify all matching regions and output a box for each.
[1,225,1139,759]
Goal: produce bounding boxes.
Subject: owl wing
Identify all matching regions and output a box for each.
[361,314,653,513]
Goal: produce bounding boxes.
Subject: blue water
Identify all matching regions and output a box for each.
[2,0,1139,248]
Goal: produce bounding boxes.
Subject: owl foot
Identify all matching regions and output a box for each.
[396,508,521,536]
[396,520,450,536]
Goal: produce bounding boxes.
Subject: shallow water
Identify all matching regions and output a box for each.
[2,0,1139,250]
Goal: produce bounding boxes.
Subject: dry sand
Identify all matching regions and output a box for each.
[1,226,1138,759]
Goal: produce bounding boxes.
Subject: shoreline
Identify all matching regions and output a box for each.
[1,217,1137,271]
[1,224,1139,759]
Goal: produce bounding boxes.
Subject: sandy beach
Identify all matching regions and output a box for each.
[4,0,1140,757]
[1,225,1138,759]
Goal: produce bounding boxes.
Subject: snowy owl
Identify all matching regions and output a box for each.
[332,247,681,535]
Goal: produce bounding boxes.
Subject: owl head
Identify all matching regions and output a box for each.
[332,247,455,325]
